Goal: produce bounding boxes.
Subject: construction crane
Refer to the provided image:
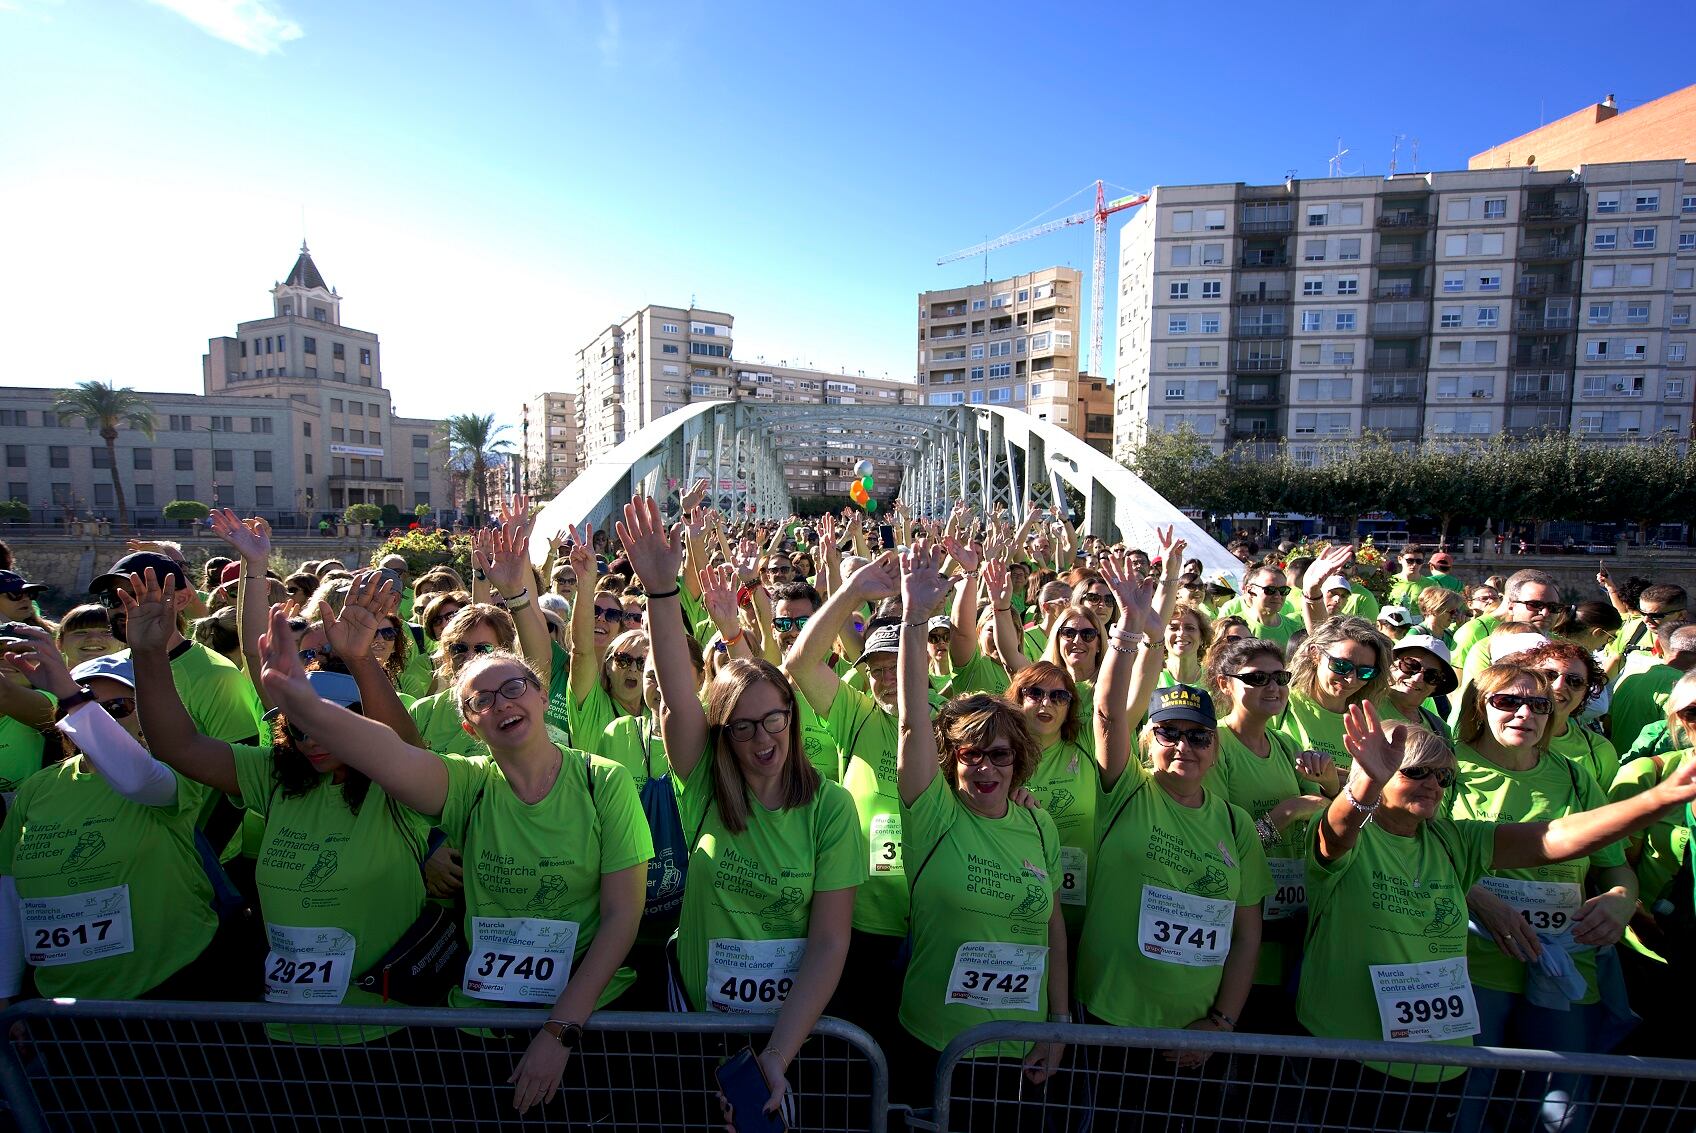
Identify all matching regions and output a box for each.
[936,180,1150,376]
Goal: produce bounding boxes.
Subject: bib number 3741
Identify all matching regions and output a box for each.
[944,941,1047,1011]
[1137,884,1233,967]
[22,884,135,967]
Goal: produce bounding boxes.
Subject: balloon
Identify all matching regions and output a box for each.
[849,482,867,505]
[853,459,873,478]
[866,499,878,513]
[860,475,874,492]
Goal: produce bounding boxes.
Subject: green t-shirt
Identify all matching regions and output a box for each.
[1077,761,1270,1029]
[825,684,907,936]
[899,772,1061,1054]
[1448,744,1625,1001]
[1204,727,1312,985]
[0,757,216,999]
[1297,815,1496,1081]
[1242,612,1297,651]
[435,748,653,1010]
[673,744,862,1012]
[1387,577,1436,609]
[1024,739,1099,934]
[1548,723,1620,793]
[545,640,572,737]
[1427,571,1465,594]
[232,744,430,1043]
[1217,595,1300,621]
[1624,720,1677,765]
[1449,615,1499,678]
[399,646,436,701]
[568,682,631,757]
[1609,662,1681,752]
[1274,693,1352,771]
[149,641,264,745]
[795,692,842,783]
[600,712,668,791]
[945,650,1010,698]
[1610,750,1690,927]
[0,688,55,794]
[1341,584,1380,621]
[1073,679,1097,756]
[1021,625,1048,663]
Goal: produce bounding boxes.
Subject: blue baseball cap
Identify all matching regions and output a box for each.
[1149,684,1217,728]
[261,670,363,722]
[69,654,136,689]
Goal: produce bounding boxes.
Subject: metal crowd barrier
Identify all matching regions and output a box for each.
[0,1000,888,1132]
[920,1021,1696,1133]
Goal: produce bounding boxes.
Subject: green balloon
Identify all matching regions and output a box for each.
[866,499,879,513]
[861,474,874,491]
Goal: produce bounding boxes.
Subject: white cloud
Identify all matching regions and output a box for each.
[142,0,302,54]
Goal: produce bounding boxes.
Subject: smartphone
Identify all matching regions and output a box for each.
[714,1047,786,1133]
[878,525,895,550]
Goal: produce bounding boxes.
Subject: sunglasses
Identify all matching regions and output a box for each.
[1019,687,1074,706]
[1325,656,1377,682]
[772,616,810,633]
[1676,705,1696,727]
[1402,558,1426,566]
[1486,692,1552,716]
[1057,626,1100,642]
[928,632,952,645]
[93,591,126,610]
[374,625,399,642]
[608,651,647,670]
[1642,609,1686,625]
[1538,668,1589,688]
[298,645,334,665]
[448,641,497,658]
[956,745,1016,768]
[1399,765,1456,788]
[725,708,791,743]
[1254,585,1293,597]
[1394,656,1445,686]
[101,696,136,721]
[1152,724,1215,747]
[594,606,628,624]
[1081,593,1112,604]
[1512,599,1563,615]
[1231,670,1292,688]
[462,674,541,715]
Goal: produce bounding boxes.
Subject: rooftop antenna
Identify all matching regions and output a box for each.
[1284,168,1299,184]
[1388,134,1405,176]
[1327,138,1357,178]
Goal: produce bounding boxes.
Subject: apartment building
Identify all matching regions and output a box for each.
[916,268,1091,434]
[521,391,579,496]
[1472,85,1696,171]
[731,361,922,499]
[1112,160,1696,462]
[201,244,452,516]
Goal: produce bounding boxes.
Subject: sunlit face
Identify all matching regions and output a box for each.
[1222,652,1289,718]
[86,675,141,742]
[952,735,1014,814]
[1077,584,1114,620]
[1165,610,1202,657]
[1016,681,1071,742]
[1469,588,1499,617]
[604,637,649,709]
[590,596,625,655]
[1147,720,1217,782]
[1381,751,1451,822]
[1314,638,1378,703]
[1247,571,1288,619]
[426,603,463,641]
[862,653,898,709]
[642,656,662,713]
[723,679,792,783]
[927,626,952,667]
[461,661,542,749]
[1536,658,1591,717]
[1484,675,1550,749]
[445,622,502,675]
[552,570,576,595]
[1390,648,1446,701]
[370,620,399,667]
[1054,614,1100,679]
[1506,583,1561,631]
[772,597,815,655]
[1322,587,1349,617]
[297,623,334,669]
[60,626,121,667]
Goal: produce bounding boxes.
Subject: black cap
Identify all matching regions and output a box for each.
[89,552,189,594]
[0,570,48,597]
[1149,684,1217,728]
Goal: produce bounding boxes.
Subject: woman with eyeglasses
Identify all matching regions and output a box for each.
[407,604,519,757]
[1204,636,1335,1034]
[1275,615,1391,773]
[889,542,1069,1121]
[1295,708,1694,1131]
[1446,663,1637,1129]
[1077,580,1271,1114]
[1503,640,1618,789]
[620,496,859,1126]
[1379,635,1460,741]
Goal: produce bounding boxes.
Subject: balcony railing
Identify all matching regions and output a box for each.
[1239,254,1290,269]
[1233,357,1288,372]
[1370,319,1428,336]
[1523,203,1583,223]
[1518,240,1579,260]
[1234,289,1291,305]
[1230,424,1280,440]
[1235,324,1288,338]
[1377,212,1435,228]
[1509,386,1567,403]
[1240,219,1293,235]
[931,307,966,319]
[1367,355,1427,372]
[1516,277,1579,296]
[1514,315,1577,332]
[1378,245,1432,265]
[1513,352,1572,368]
[1230,383,1281,406]
[1368,379,1424,403]
[1374,283,1426,299]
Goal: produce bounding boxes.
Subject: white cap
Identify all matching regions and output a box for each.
[1378,605,1413,627]
[1393,634,1458,694]
[1207,569,1236,593]
[1489,631,1548,663]
[1321,574,1352,595]
[927,615,954,633]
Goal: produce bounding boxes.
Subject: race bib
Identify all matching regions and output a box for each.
[1370,957,1481,1043]
[23,884,135,967]
[1137,884,1234,967]
[463,917,578,1002]
[1058,846,1088,908]
[869,813,903,876]
[1264,857,1308,922]
[264,923,355,1005]
[706,937,806,1014]
[1477,876,1583,935]
[944,941,1047,1011]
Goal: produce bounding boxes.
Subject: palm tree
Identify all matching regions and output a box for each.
[52,380,156,532]
[443,413,514,523]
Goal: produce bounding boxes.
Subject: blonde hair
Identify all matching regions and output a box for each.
[1291,616,1391,707]
[434,603,517,672]
[1396,724,1456,770]
[1455,663,1552,752]
[1170,601,1215,657]
[1665,670,1696,747]
[1042,604,1107,673]
[1418,587,1463,621]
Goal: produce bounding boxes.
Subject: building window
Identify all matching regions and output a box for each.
[1443,271,1465,293]
[1204,209,1224,230]
[1200,315,1221,333]
[134,484,154,507]
[1588,339,1610,359]
[1589,302,1613,324]
[94,483,113,508]
[1169,282,1189,300]
[1478,273,1500,291]
[359,348,371,366]
[1303,240,1325,262]
[255,486,274,507]
[304,336,316,353]
[1171,246,1193,268]
[1669,343,1688,363]
[91,446,112,469]
[304,454,313,474]
[1301,310,1322,331]
[251,417,273,434]
[1335,310,1357,331]
[253,450,272,472]
[1596,191,1620,213]
[349,430,364,443]
[661,323,679,333]
[0,411,24,427]
[1336,277,1358,295]
[210,416,232,432]
[988,363,1012,378]
[49,446,68,469]
[173,448,193,471]
[1680,233,1696,251]
[168,414,191,431]
[970,344,985,359]
[969,366,984,381]
[1635,191,1660,212]
[1200,280,1221,299]
[1627,303,1651,323]
[214,449,233,473]
[1338,238,1361,261]
[414,461,431,481]
[1673,305,1692,326]
[1633,227,1657,249]
[1302,279,1323,295]
[1441,307,1463,328]
[331,427,344,442]
[1483,198,1506,219]
[1306,207,1328,227]
[3,446,23,468]
[1168,317,1189,334]
[662,344,679,354]
[988,387,1012,403]
[131,447,152,470]
[1476,306,1499,328]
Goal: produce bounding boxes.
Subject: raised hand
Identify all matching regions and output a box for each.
[1293,750,1340,796]
[1100,551,1159,637]
[982,558,1011,607]
[326,569,397,660]
[0,623,79,698]
[815,511,838,549]
[118,569,181,654]
[680,477,710,513]
[564,523,594,582]
[614,496,684,592]
[1303,544,1355,598]
[1341,701,1399,785]
[899,542,950,617]
[848,551,902,603]
[476,500,536,596]
[1162,537,1188,581]
[255,604,314,710]
[941,533,980,574]
[697,563,743,637]
[209,509,272,565]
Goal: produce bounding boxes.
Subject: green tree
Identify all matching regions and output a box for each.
[0,499,28,523]
[1604,434,1696,544]
[163,499,210,523]
[1125,424,1215,507]
[51,380,156,531]
[344,503,383,526]
[443,414,515,520]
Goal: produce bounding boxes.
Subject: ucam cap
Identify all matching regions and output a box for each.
[1148,684,1217,728]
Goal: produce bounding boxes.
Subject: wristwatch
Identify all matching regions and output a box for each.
[52,686,98,721]
[542,1019,583,1049]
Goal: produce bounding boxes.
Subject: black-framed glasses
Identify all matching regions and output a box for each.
[594,606,628,624]
[374,625,399,642]
[1512,599,1563,615]
[927,631,952,645]
[1057,626,1099,642]
[724,708,791,743]
[1642,608,1686,626]
[1402,558,1426,568]
[772,616,810,633]
[1231,670,1292,688]
[1486,692,1552,716]
[956,745,1016,768]
[1537,668,1589,689]
[461,674,541,714]
[1152,724,1215,747]
[608,651,646,670]
[1399,765,1456,788]
[449,641,496,658]
[101,696,136,720]
[1254,585,1293,597]
[1019,687,1074,706]
[1394,656,1444,686]
[1326,656,1377,682]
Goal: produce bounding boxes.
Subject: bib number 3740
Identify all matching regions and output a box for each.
[464,917,578,1003]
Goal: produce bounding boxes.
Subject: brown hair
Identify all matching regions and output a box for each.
[1418,587,1464,621]
[703,659,820,835]
[420,590,473,637]
[1042,604,1107,673]
[1205,636,1289,712]
[934,693,1042,791]
[435,603,518,672]
[1455,663,1553,750]
[1291,616,1391,707]
[1501,639,1604,710]
[1005,662,1081,744]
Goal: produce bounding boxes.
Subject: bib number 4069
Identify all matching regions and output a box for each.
[718,975,793,1006]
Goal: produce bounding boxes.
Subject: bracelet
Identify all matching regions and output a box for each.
[244,573,264,581]
[1047,1012,1071,1023]
[1343,781,1380,817]
[901,618,928,630]
[1207,1008,1237,1031]
[1255,815,1282,847]
[723,628,745,646]
[647,586,681,600]
[760,1045,787,1066]
[994,605,1011,613]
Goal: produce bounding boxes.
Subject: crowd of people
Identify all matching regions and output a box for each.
[0,487,1693,1131]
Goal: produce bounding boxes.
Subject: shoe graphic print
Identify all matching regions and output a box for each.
[63,831,107,871]
[527,875,568,913]
[1426,896,1461,936]
[1046,788,1076,819]
[1011,883,1049,919]
[299,850,339,892]
[758,887,806,933]
[1190,866,1228,899]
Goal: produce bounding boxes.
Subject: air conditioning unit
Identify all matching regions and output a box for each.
[1614,384,1627,391]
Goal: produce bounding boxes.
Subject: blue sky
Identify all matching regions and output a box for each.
[2,0,1690,426]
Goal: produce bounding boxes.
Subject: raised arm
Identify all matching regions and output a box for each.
[783,552,900,717]
[896,543,949,806]
[256,607,450,816]
[1102,552,1165,724]
[323,571,424,747]
[814,511,841,600]
[616,496,708,778]
[1491,759,1696,870]
[1093,553,1146,790]
[1316,702,1400,864]
[123,570,241,795]
[478,496,551,683]
[1151,529,1184,624]
[1301,544,1355,633]
[982,558,1029,676]
[208,508,273,691]
[565,526,601,703]
[697,564,754,661]
[943,534,981,670]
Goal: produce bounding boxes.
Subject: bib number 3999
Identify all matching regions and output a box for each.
[1370,957,1481,1043]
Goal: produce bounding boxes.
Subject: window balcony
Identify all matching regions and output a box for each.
[1516,276,1579,297]
[1230,381,1281,406]
[1370,319,1428,336]
[1518,239,1579,261]
[1522,203,1583,224]
[1235,324,1289,339]
[1513,350,1572,368]
[1367,354,1427,372]
[1368,378,1424,402]
[1239,254,1290,270]
[1374,283,1427,300]
[1230,423,1281,441]
[1377,245,1432,265]
[1239,219,1292,235]
[1232,357,1288,372]
[1509,385,1567,403]
[1233,289,1291,305]
[1514,315,1576,332]
[1377,212,1435,228]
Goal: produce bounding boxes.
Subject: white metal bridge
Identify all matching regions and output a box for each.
[530,401,1242,579]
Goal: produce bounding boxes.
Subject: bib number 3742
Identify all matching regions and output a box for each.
[22,884,135,967]
[944,941,1047,1011]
